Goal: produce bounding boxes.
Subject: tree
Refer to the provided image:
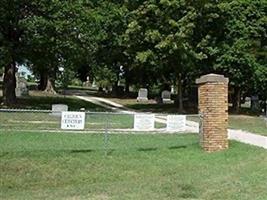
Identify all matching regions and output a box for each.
[125,0,209,111]
[0,0,34,105]
[214,0,267,112]
[24,1,98,93]
[0,0,100,101]
[91,1,129,94]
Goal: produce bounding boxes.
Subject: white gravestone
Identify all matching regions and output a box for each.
[52,104,68,116]
[137,88,148,101]
[15,77,29,97]
[61,111,85,130]
[134,114,155,131]
[166,115,186,132]
[161,90,172,103]
[171,86,175,94]
[251,95,260,111]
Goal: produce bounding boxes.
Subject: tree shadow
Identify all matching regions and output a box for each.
[70,149,95,153]
[168,145,187,150]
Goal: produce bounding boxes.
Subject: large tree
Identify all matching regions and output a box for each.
[0,0,35,105]
[24,1,98,93]
[214,0,267,112]
[125,0,210,111]
[0,0,100,101]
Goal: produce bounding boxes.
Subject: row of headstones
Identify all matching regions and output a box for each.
[137,88,173,103]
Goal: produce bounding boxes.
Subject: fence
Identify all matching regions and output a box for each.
[0,109,201,155]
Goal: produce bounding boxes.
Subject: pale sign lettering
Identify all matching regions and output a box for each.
[134,114,155,131]
[166,115,186,132]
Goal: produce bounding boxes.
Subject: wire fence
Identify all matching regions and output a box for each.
[0,109,201,155]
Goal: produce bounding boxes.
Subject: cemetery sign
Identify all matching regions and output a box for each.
[134,114,155,131]
[61,111,85,130]
[166,115,186,132]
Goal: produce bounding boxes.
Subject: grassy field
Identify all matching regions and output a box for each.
[0,112,166,131]
[0,92,266,135]
[110,98,198,113]
[109,98,267,136]
[229,115,267,136]
[0,132,267,200]
[188,115,267,136]
[0,95,107,111]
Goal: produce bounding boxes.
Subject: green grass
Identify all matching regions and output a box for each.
[110,98,198,114]
[0,132,267,200]
[0,96,108,111]
[0,112,166,131]
[229,115,267,136]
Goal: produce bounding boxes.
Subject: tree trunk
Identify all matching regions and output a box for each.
[38,71,48,90]
[175,73,184,113]
[44,78,56,94]
[125,80,130,93]
[232,87,241,113]
[124,68,130,93]
[3,61,17,105]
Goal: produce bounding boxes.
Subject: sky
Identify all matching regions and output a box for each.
[17,65,33,78]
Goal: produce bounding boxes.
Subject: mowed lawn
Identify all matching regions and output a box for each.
[105,98,267,136]
[0,132,267,200]
[229,115,267,136]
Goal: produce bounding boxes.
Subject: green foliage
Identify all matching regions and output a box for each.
[0,0,266,106]
[57,68,75,89]
[94,66,117,89]
[215,0,266,87]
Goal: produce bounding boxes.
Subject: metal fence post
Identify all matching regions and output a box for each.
[104,113,110,156]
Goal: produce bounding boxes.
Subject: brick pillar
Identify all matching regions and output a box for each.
[196,74,229,152]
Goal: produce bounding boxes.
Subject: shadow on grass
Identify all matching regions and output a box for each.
[168,145,187,150]
[70,149,95,153]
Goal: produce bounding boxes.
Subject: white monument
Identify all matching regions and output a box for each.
[51,104,68,116]
[137,88,148,101]
[15,76,29,97]
[161,90,172,103]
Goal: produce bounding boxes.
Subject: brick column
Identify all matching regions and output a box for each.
[196,74,229,152]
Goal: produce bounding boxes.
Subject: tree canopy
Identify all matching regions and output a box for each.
[0,0,266,112]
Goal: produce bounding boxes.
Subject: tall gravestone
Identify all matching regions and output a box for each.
[196,74,229,152]
[161,90,172,103]
[251,95,260,112]
[51,104,68,116]
[137,88,148,101]
[15,75,29,97]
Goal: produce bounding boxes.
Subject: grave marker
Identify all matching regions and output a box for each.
[161,90,172,103]
[51,104,68,116]
[137,88,148,101]
[15,76,29,97]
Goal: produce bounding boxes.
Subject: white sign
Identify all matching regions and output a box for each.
[134,114,155,131]
[61,111,85,130]
[166,115,186,132]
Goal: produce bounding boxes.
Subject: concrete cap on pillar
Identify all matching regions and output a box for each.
[196,73,229,84]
